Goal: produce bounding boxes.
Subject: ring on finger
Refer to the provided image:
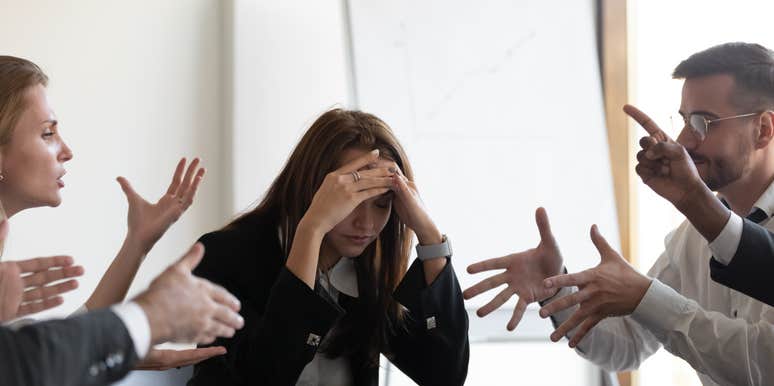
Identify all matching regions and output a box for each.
[351,171,361,182]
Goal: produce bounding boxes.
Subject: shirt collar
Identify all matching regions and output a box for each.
[718,178,774,218]
[323,257,359,298]
[752,179,774,218]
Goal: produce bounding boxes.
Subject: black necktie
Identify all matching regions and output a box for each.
[720,198,769,224]
[746,208,769,224]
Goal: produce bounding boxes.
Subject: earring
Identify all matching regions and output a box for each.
[0,174,4,181]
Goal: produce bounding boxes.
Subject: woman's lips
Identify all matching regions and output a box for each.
[56,179,65,188]
[345,235,373,245]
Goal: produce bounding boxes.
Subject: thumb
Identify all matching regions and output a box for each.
[176,242,205,272]
[0,219,9,243]
[535,207,556,245]
[590,224,614,259]
[116,177,139,201]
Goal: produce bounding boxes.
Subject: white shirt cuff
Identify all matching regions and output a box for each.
[630,279,695,336]
[112,302,151,359]
[708,213,743,265]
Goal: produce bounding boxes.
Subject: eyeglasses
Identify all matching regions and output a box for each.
[671,112,761,141]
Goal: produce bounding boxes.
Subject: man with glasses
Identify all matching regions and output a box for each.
[464,42,774,385]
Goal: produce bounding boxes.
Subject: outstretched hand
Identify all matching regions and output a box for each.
[539,224,651,347]
[118,158,205,253]
[0,220,84,321]
[135,346,227,371]
[463,208,564,331]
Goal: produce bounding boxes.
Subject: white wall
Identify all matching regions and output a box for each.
[0,0,226,314]
[0,1,226,384]
[229,0,353,214]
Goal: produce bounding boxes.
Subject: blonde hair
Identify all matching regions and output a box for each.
[0,56,49,254]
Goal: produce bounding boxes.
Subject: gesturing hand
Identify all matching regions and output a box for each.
[625,104,707,208]
[0,221,84,322]
[118,158,205,253]
[539,224,651,348]
[133,242,244,345]
[302,149,395,234]
[463,208,564,330]
[135,346,226,371]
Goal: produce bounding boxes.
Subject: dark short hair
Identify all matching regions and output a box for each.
[672,42,774,111]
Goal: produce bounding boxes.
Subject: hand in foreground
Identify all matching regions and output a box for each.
[539,224,651,347]
[133,243,244,345]
[118,158,205,252]
[135,346,226,371]
[625,104,707,208]
[0,221,84,321]
[463,208,564,330]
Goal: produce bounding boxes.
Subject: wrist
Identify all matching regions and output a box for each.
[630,273,653,313]
[124,232,153,256]
[674,183,730,241]
[134,296,169,344]
[673,181,712,215]
[415,223,442,245]
[296,218,326,242]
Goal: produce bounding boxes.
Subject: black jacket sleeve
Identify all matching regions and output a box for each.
[710,218,774,306]
[189,231,343,386]
[0,308,138,386]
[387,258,470,386]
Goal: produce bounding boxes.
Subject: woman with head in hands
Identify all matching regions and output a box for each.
[189,108,469,386]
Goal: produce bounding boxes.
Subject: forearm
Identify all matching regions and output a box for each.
[631,279,774,385]
[391,258,469,386]
[85,236,147,309]
[285,220,325,289]
[674,184,730,242]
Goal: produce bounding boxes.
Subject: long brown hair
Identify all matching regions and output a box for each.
[230,108,414,366]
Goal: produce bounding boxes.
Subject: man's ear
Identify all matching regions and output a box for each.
[754,111,774,149]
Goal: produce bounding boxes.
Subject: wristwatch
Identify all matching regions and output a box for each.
[416,234,452,261]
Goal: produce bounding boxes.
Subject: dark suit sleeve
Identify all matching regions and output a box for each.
[190,232,343,386]
[388,258,470,386]
[0,308,138,386]
[710,218,774,306]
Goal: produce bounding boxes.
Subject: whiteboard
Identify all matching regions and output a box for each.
[348,0,619,307]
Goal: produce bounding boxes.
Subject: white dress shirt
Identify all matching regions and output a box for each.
[296,257,358,386]
[548,180,774,386]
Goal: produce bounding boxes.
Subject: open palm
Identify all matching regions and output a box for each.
[118,158,205,253]
[463,207,564,330]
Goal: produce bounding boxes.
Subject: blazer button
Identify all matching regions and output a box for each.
[89,364,99,377]
[306,333,321,347]
[426,316,437,330]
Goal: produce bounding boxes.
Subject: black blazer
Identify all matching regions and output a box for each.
[188,214,469,386]
[710,217,774,306]
[0,308,138,386]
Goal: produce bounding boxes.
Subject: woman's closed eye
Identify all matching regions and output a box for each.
[375,192,394,209]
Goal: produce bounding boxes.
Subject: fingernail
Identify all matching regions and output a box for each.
[371,149,379,155]
[544,279,552,287]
